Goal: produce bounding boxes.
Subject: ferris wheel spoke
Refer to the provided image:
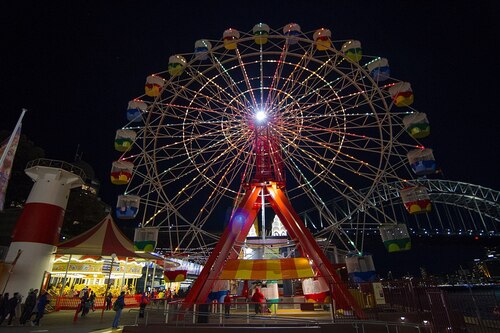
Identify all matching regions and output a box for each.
[269,59,338,113]
[168,146,252,247]
[208,53,255,110]
[264,43,290,109]
[275,121,387,178]
[234,48,259,107]
[283,147,384,207]
[282,57,350,107]
[165,135,251,209]
[291,64,381,116]
[280,143,369,204]
[185,69,249,114]
[285,156,364,252]
[265,48,312,110]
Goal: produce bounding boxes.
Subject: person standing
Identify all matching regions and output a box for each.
[251,287,265,314]
[80,291,89,317]
[89,291,96,312]
[7,292,21,326]
[105,292,113,310]
[0,293,10,325]
[112,291,125,329]
[32,290,49,326]
[20,289,37,325]
[139,292,149,318]
[223,291,231,318]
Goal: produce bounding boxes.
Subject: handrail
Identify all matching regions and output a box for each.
[129,306,321,327]
[26,158,87,180]
[129,306,431,332]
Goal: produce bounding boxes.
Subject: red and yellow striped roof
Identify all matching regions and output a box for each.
[219,258,314,280]
[56,214,159,260]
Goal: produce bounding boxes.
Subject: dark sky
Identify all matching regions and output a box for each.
[2,1,499,275]
[3,1,498,199]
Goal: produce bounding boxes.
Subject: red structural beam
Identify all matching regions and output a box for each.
[265,182,364,318]
[182,186,261,310]
[182,181,364,319]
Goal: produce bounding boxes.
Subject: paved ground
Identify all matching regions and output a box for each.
[0,307,335,332]
[0,308,140,333]
[0,307,455,333]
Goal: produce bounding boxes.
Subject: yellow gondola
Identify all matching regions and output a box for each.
[389,82,414,107]
[341,40,362,62]
[223,28,240,50]
[110,160,134,185]
[253,23,270,45]
[168,55,187,77]
[144,75,164,97]
[403,112,430,139]
[313,28,331,51]
[114,129,137,152]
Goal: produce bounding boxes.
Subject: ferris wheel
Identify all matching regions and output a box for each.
[111,23,436,262]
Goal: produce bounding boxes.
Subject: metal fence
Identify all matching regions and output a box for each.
[48,283,499,332]
[355,281,500,333]
[129,301,431,333]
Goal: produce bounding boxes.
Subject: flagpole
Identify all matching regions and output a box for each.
[0,108,26,167]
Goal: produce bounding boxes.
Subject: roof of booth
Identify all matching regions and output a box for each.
[56,214,160,260]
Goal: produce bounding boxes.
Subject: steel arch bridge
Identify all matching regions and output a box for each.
[300,179,500,238]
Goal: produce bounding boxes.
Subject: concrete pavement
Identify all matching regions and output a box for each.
[0,308,141,333]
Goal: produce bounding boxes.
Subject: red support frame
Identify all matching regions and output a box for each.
[182,181,364,318]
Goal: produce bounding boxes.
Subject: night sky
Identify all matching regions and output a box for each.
[2,1,499,276]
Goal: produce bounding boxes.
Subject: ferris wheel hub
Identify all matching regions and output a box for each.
[255,110,267,122]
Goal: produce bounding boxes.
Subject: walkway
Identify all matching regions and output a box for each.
[0,308,138,333]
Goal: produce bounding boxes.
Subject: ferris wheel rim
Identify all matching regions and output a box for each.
[115,24,427,257]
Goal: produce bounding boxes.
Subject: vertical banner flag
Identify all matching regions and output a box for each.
[0,109,26,211]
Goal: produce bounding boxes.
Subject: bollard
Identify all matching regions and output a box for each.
[193,304,196,324]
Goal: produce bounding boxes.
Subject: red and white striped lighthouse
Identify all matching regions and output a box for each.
[1,159,84,294]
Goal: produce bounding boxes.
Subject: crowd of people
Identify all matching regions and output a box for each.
[77,288,97,317]
[0,284,272,328]
[71,286,182,329]
[0,288,50,326]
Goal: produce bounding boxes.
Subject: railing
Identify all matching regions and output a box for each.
[128,301,432,333]
[26,158,87,180]
[54,295,140,310]
[132,301,331,326]
[51,286,500,332]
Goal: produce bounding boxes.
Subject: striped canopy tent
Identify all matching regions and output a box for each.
[56,214,162,262]
[164,269,188,283]
[219,258,315,280]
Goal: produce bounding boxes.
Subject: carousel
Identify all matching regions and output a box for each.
[49,214,178,300]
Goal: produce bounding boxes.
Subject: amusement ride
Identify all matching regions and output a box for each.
[111,23,439,315]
